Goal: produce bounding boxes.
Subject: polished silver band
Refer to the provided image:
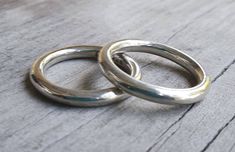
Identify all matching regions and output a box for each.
[98,40,211,104]
[30,46,141,106]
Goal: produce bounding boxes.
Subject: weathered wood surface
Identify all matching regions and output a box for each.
[0,0,235,152]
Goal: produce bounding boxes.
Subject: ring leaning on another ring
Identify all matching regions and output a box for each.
[98,39,211,105]
[30,46,141,107]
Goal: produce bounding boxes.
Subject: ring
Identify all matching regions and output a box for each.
[98,40,211,104]
[30,46,141,106]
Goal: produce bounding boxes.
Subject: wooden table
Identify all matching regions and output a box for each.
[1,0,235,151]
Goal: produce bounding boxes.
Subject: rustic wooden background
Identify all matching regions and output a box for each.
[0,0,235,152]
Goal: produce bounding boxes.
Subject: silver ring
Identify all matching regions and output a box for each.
[98,40,211,104]
[30,46,141,107]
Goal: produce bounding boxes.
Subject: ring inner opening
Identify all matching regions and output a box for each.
[41,49,133,90]
[112,46,203,88]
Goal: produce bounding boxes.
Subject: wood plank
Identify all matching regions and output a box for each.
[0,0,235,152]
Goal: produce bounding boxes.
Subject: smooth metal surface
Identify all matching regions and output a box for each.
[30,46,141,107]
[98,40,211,104]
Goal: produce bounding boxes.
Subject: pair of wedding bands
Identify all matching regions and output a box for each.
[30,40,211,107]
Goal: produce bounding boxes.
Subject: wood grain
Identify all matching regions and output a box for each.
[0,0,235,152]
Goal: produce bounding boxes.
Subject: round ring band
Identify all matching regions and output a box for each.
[98,40,211,104]
[30,46,141,107]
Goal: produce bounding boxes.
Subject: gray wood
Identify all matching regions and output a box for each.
[0,0,235,152]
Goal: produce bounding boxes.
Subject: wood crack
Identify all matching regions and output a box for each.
[200,113,235,152]
[228,142,235,152]
[155,124,181,151]
[145,57,235,152]
[165,4,219,43]
[212,59,235,83]
[146,105,194,152]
